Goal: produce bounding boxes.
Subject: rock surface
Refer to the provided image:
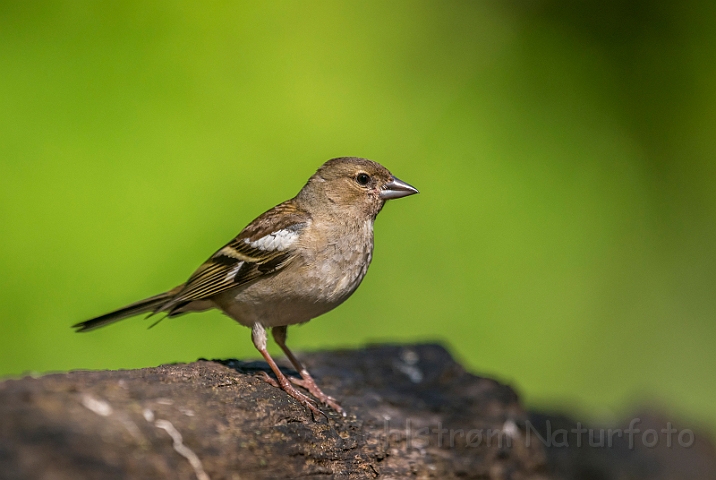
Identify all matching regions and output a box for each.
[0,344,547,480]
[1,344,714,480]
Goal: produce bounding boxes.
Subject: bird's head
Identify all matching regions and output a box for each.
[297,157,418,219]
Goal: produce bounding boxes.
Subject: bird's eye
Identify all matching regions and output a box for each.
[356,173,370,186]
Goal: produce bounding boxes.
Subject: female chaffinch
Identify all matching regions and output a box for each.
[73,157,418,417]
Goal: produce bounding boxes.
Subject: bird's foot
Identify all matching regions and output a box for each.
[289,374,345,416]
[258,372,326,420]
[258,371,280,388]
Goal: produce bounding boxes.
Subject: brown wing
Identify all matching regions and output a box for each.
[160,201,310,312]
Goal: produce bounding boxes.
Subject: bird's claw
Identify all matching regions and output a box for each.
[288,376,345,416]
[258,371,279,388]
[257,371,326,420]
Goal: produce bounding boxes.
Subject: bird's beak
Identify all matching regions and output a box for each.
[380,176,419,200]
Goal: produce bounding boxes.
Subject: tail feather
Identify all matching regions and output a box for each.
[72,290,177,332]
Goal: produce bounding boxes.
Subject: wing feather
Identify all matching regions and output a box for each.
[160,201,309,312]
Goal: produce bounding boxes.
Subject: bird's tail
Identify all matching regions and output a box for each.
[72,287,181,332]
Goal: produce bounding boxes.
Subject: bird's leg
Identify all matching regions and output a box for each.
[251,323,324,419]
[272,326,344,415]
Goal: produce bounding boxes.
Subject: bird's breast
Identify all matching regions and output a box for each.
[214,219,375,328]
[301,219,374,304]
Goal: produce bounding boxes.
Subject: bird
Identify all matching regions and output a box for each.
[73,157,418,417]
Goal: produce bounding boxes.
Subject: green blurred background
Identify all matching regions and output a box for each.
[2,1,715,431]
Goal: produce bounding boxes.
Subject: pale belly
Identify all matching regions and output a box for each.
[212,225,374,328]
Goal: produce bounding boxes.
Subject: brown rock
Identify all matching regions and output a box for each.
[0,344,548,480]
